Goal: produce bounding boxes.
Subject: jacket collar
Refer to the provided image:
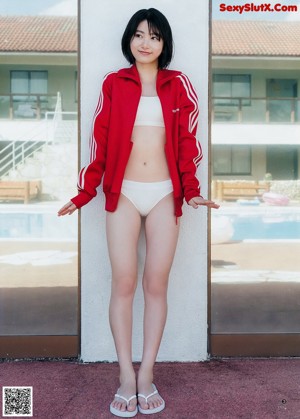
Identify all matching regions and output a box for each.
[117,65,181,87]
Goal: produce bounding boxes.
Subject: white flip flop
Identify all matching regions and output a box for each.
[109,392,138,418]
[138,384,165,415]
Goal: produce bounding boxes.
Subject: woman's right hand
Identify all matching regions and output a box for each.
[57,201,78,216]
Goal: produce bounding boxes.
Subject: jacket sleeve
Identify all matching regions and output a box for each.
[177,74,203,203]
[71,73,113,209]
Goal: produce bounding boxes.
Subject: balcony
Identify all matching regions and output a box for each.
[0,94,58,120]
[212,97,300,124]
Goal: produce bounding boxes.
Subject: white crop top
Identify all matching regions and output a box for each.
[134,96,165,128]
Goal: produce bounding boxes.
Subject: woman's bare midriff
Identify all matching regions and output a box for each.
[124,125,170,182]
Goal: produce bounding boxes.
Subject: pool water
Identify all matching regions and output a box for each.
[0,210,77,240]
[231,214,300,241]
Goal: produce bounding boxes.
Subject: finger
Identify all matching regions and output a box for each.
[205,202,220,209]
[58,202,76,216]
[194,200,220,209]
[58,206,70,216]
[68,206,77,215]
[211,203,220,209]
[189,198,220,209]
[58,208,76,216]
[59,203,71,211]
[199,200,219,207]
[193,198,211,206]
[58,209,69,216]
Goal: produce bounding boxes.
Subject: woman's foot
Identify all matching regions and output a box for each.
[137,373,165,413]
[110,378,137,417]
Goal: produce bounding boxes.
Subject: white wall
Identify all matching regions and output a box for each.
[80,0,209,362]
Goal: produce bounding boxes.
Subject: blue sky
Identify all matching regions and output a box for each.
[0,0,77,15]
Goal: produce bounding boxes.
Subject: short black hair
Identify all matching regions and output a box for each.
[121,8,174,69]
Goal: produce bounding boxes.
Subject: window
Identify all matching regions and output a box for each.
[11,71,48,95]
[10,71,48,119]
[213,74,251,106]
[213,145,251,175]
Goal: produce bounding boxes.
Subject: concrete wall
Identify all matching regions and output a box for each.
[80,0,209,362]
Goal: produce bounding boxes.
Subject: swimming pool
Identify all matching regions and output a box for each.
[213,207,300,241]
[231,214,300,240]
[0,205,77,240]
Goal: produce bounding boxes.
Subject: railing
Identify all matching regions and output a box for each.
[0,93,57,120]
[212,97,300,123]
[0,111,78,178]
[0,141,45,178]
[46,111,78,144]
[0,92,76,179]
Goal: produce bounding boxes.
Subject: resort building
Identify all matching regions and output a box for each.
[212,20,300,184]
[0,16,77,201]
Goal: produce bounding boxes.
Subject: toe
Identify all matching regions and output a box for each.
[148,401,155,410]
[138,398,148,410]
[149,395,163,410]
[112,399,126,412]
[127,400,137,412]
[120,401,127,412]
[149,398,155,408]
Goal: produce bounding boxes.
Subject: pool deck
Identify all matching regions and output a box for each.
[212,240,300,273]
[211,202,300,276]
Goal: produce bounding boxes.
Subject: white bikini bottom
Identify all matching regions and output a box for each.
[121,179,173,217]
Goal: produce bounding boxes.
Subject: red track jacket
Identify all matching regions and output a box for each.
[71,65,203,217]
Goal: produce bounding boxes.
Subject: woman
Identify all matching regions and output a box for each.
[58,8,219,417]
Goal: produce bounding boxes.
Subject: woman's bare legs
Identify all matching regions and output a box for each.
[137,193,180,411]
[107,194,141,413]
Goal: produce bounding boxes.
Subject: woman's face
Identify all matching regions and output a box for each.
[130,20,164,67]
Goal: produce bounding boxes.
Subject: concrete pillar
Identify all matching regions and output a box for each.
[80,0,209,362]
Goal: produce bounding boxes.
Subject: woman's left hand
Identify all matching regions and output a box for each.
[188,196,220,209]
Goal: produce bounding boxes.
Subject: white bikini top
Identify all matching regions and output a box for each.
[134,96,165,128]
